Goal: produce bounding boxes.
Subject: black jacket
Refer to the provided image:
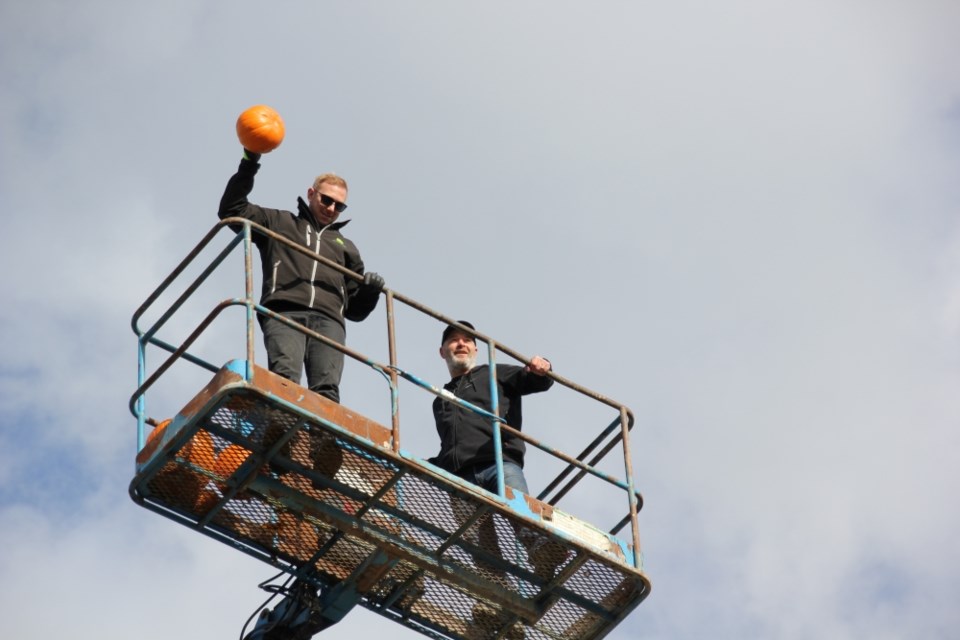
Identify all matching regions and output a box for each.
[218,157,379,326]
[432,364,553,473]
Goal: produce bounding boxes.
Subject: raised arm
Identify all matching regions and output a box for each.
[218,151,263,222]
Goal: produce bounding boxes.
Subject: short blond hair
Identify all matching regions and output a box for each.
[313,173,348,192]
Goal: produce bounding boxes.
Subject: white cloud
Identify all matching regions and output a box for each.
[2,2,959,639]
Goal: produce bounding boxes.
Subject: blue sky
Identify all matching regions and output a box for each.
[2,1,960,639]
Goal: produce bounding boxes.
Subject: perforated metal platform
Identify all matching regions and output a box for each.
[131,361,650,640]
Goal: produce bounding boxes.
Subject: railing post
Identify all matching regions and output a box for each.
[136,335,147,455]
[385,290,400,452]
[620,405,641,568]
[243,222,255,381]
[486,340,504,498]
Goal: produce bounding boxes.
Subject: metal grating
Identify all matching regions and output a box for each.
[131,365,649,640]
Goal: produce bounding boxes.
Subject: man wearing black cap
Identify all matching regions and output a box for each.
[432,321,553,494]
[432,321,568,627]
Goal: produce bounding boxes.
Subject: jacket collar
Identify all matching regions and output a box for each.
[297,196,350,231]
[446,364,486,388]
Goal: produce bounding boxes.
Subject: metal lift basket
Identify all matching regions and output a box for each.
[130,219,650,640]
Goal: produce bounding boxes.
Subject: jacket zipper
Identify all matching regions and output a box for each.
[307,225,325,309]
[451,374,465,470]
[270,261,280,294]
[451,369,478,470]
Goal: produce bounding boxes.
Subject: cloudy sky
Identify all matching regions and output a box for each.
[2,1,959,638]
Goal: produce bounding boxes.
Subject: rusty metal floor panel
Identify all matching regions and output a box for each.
[130,361,650,640]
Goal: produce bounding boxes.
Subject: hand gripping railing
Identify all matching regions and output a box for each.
[130,217,644,568]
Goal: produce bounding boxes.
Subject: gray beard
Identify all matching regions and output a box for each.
[445,351,476,377]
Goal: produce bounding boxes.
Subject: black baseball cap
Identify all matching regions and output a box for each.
[441,320,476,344]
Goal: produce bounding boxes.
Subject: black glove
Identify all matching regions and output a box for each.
[242,148,261,163]
[362,272,385,292]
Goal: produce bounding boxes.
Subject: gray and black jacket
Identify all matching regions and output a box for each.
[218,157,379,326]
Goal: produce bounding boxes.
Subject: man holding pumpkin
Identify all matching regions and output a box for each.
[218,148,385,403]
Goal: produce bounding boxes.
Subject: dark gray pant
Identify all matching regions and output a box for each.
[259,310,346,402]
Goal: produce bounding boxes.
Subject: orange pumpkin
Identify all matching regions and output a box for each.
[236,104,285,153]
[214,443,251,478]
[146,422,220,513]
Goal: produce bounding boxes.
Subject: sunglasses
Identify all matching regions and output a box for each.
[317,193,348,213]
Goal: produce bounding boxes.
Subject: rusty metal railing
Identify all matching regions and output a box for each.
[130,218,644,567]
